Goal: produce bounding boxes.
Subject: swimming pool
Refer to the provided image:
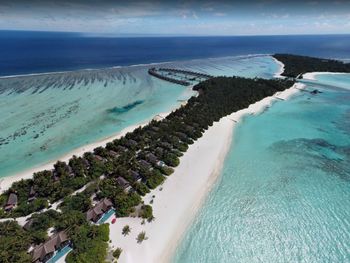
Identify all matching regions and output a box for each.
[97,208,116,224]
[46,245,72,263]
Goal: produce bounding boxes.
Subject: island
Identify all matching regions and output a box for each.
[273,54,350,78]
[0,54,349,263]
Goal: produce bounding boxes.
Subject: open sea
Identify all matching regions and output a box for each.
[0,31,349,262]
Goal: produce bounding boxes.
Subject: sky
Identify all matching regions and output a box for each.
[0,0,350,36]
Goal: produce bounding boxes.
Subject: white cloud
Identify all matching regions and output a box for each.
[214,12,227,17]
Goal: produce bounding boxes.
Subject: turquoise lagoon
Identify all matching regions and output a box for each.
[173,74,350,262]
[0,55,279,178]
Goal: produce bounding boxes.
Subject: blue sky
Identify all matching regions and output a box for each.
[0,0,350,36]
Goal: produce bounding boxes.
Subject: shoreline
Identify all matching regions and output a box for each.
[272,57,285,78]
[0,110,174,193]
[0,54,279,192]
[106,82,305,263]
[303,71,348,80]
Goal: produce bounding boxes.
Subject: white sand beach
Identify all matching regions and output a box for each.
[303,72,348,80]
[106,82,305,263]
[272,57,285,78]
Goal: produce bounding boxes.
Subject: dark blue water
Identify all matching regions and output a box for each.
[1,31,350,76]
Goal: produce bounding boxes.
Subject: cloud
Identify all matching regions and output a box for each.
[1,0,350,35]
[214,12,227,17]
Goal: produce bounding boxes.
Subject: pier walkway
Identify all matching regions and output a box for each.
[148,67,213,86]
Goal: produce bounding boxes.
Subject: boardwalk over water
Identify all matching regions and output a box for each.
[148,67,213,86]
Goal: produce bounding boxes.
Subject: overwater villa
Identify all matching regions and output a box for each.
[31,231,70,263]
[86,198,113,223]
[4,193,17,211]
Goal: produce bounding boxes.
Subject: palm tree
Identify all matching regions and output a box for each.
[147,216,155,223]
[122,225,131,236]
[88,226,99,239]
[137,231,148,243]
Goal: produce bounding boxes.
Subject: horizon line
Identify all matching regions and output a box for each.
[1,29,350,38]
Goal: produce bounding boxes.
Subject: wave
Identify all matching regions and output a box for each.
[0,53,271,79]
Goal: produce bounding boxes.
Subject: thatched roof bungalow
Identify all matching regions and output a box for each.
[31,231,70,263]
[116,176,131,191]
[28,186,37,202]
[4,193,17,211]
[86,198,113,223]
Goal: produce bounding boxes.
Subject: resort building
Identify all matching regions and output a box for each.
[23,219,34,231]
[94,155,106,163]
[82,158,90,169]
[145,153,158,164]
[157,160,166,167]
[175,132,188,141]
[160,142,172,150]
[116,176,132,191]
[28,186,37,202]
[109,150,119,158]
[4,193,18,211]
[115,145,127,153]
[126,139,138,148]
[130,170,142,182]
[139,159,152,169]
[86,198,113,223]
[31,231,70,263]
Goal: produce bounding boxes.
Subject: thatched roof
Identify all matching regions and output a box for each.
[86,198,113,222]
[116,176,130,189]
[146,153,158,164]
[130,170,141,181]
[32,231,69,262]
[6,193,17,206]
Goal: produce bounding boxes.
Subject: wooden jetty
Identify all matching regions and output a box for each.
[148,67,213,86]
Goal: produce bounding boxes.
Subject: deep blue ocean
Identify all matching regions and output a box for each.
[1,31,350,76]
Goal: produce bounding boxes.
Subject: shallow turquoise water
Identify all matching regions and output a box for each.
[0,55,278,178]
[173,74,350,262]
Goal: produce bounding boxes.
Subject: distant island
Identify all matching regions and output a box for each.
[0,54,348,263]
[273,54,350,78]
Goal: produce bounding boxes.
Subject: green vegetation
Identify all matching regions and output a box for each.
[122,225,131,236]
[59,192,91,213]
[146,171,165,189]
[139,205,153,220]
[66,224,109,263]
[273,54,350,78]
[113,247,123,259]
[0,221,32,263]
[136,231,148,243]
[133,182,150,196]
[113,192,141,217]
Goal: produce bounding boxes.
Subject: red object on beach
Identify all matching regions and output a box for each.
[112,218,116,224]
